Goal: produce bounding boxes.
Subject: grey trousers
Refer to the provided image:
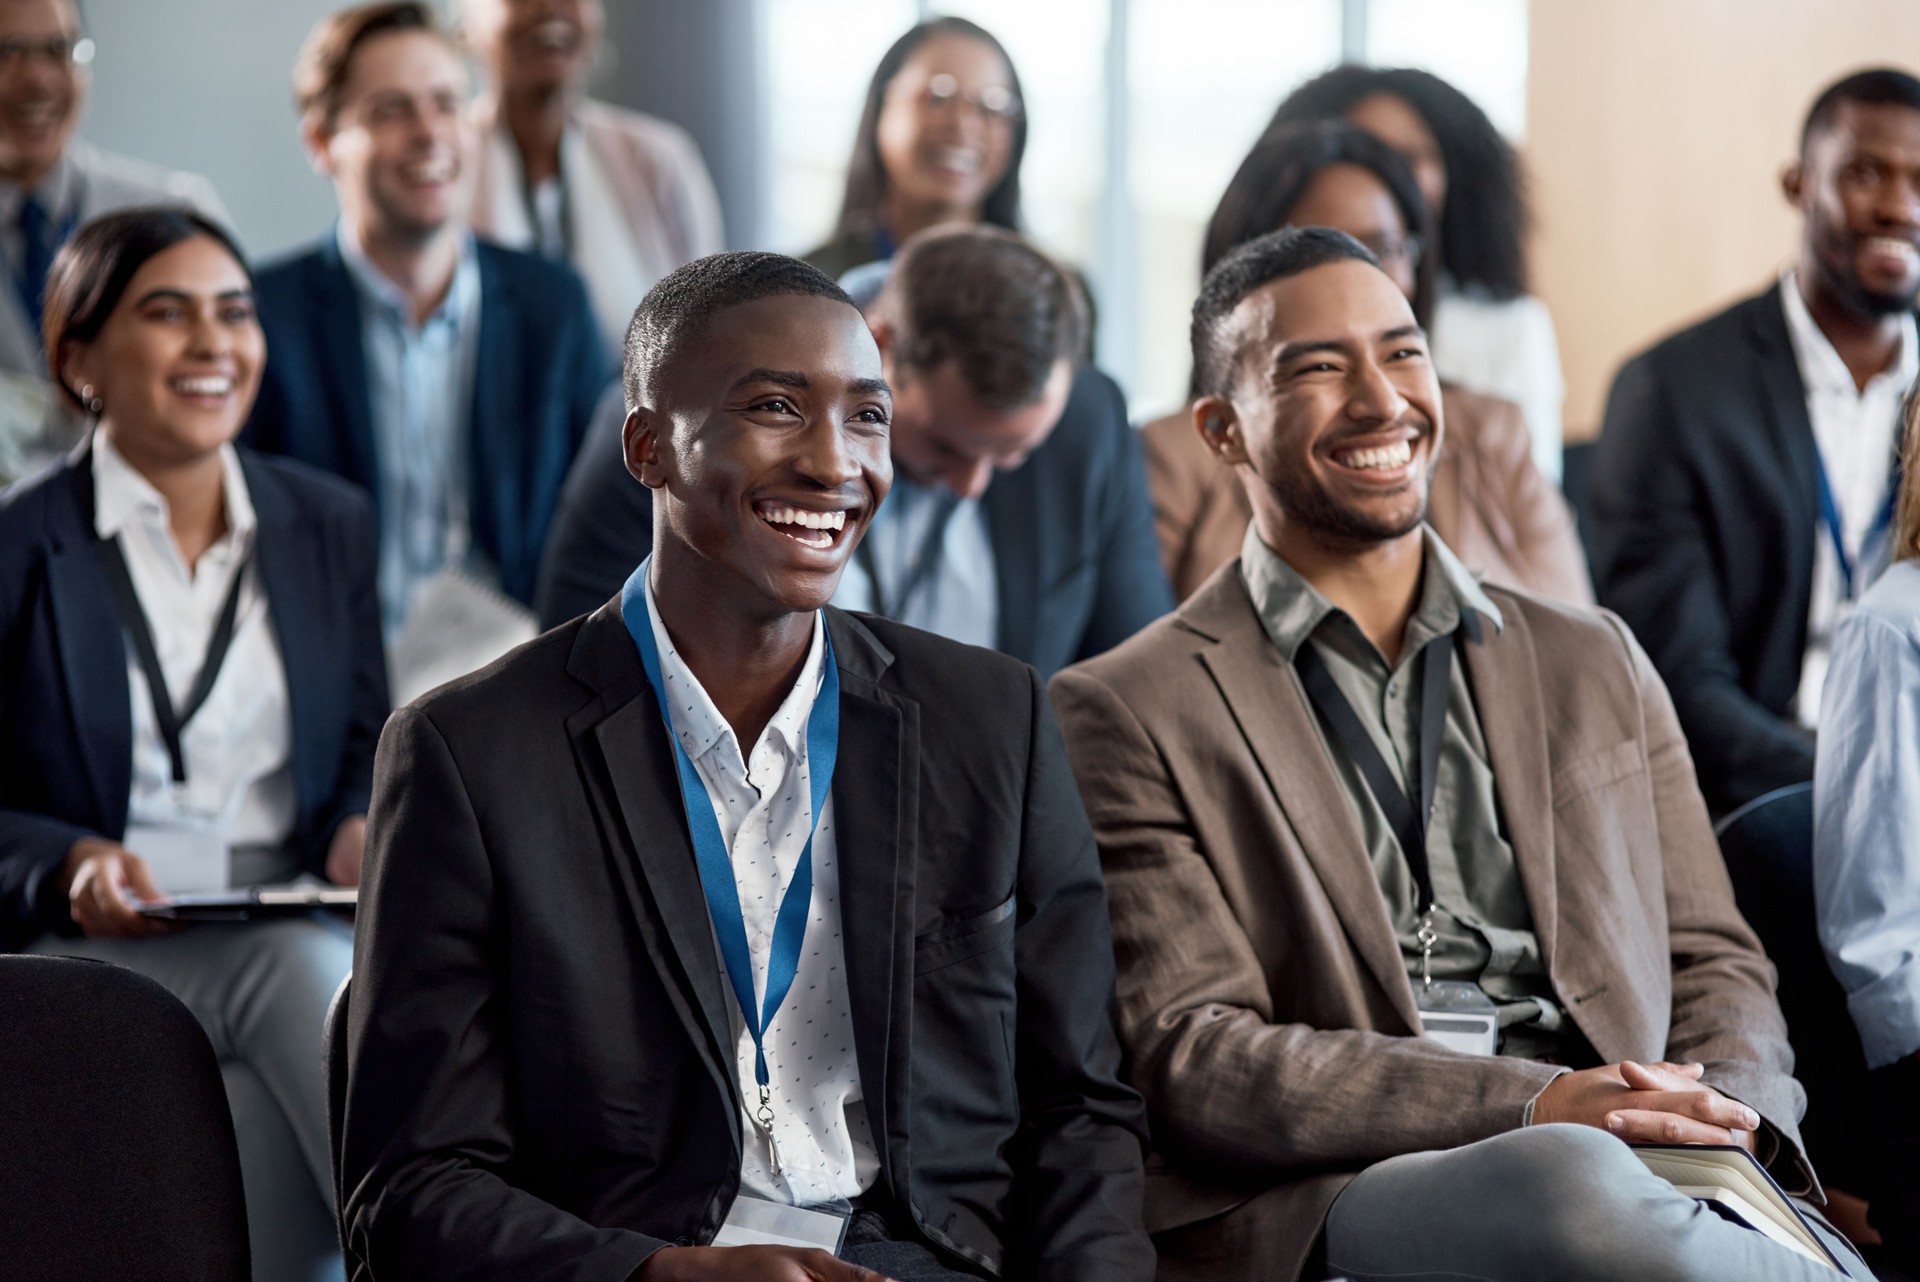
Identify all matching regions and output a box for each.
[1325,1124,1876,1282]
[31,916,352,1282]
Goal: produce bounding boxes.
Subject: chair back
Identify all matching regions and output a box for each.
[0,954,250,1281]
[325,973,350,1251]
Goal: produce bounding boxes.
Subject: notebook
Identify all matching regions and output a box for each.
[1631,1143,1844,1272]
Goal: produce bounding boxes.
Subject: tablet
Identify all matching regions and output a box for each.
[135,884,357,921]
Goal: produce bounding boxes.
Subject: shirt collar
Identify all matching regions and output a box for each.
[1238,522,1502,666]
[1779,269,1920,398]
[641,570,828,767]
[335,221,480,331]
[91,430,257,548]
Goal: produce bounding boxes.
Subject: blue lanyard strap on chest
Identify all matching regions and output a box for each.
[1814,449,1899,600]
[620,563,841,1114]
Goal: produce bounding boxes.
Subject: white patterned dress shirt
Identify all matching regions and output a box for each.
[642,576,879,1208]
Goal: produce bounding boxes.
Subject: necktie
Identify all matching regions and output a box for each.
[18,195,53,337]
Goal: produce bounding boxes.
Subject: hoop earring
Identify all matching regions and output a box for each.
[78,383,102,416]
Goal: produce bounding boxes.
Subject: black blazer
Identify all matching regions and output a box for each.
[242,235,611,607]
[532,366,1176,679]
[1590,286,1840,816]
[342,603,1151,1280]
[0,445,389,948]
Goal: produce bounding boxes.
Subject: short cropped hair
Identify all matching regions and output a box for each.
[880,225,1087,412]
[623,251,855,409]
[294,1,443,130]
[44,206,251,414]
[1802,68,1920,151]
[1190,226,1379,400]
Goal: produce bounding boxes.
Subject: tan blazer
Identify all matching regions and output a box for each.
[1049,566,1804,1281]
[1142,384,1594,607]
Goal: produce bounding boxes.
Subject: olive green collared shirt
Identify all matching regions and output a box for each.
[1240,524,1578,1061]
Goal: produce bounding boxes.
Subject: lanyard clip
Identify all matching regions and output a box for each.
[1417,908,1438,991]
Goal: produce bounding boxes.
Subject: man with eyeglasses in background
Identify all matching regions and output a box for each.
[0,0,226,481]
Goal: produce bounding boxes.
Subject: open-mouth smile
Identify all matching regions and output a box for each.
[755,501,854,551]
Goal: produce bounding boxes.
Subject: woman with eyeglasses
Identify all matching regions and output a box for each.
[1268,66,1568,486]
[0,207,387,1281]
[1141,121,1591,607]
[804,17,1025,281]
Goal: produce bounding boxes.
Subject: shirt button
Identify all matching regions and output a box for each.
[1387,682,1399,697]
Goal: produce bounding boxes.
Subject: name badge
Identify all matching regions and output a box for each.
[712,1194,849,1252]
[124,816,230,897]
[1415,980,1500,1057]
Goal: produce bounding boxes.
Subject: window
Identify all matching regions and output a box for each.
[758,0,1528,415]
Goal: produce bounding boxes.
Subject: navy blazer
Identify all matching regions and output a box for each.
[0,445,389,948]
[534,365,1175,679]
[1590,287,1836,816]
[242,235,611,606]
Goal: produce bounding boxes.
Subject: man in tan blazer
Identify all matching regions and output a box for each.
[1052,227,1870,1282]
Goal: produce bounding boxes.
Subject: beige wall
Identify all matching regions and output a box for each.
[1526,0,1920,440]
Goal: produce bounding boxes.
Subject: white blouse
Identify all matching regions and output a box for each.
[1431,283,1568,485]
[93,435,295,862]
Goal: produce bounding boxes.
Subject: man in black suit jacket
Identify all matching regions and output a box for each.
[534,227,1172,680]
[343,251,1151,1280]
[1592,69,1920,817]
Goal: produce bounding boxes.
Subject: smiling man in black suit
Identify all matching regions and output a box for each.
[340,251,1150,1281]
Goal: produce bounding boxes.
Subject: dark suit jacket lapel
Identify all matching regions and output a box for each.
[245,455,329,830]
[47,451,130,831]
[1744,290,1820,551]
[566,605,739,1117]
[471,247,526,595]
[1183,573,1423,1033]
[823,610,911,1174]
[1460,608,1559,972]
[980,471,1040,666]
[312,239,379,501]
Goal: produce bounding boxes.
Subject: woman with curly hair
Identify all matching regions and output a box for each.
[1268,65,1568,484]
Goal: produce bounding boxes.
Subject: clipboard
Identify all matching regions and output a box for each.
[134,883,357,922]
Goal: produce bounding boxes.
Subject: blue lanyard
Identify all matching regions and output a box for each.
[619,559,840,1138]
[1814,450,1898,599]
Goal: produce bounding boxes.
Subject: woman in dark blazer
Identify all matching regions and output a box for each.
[0,207,386,1282]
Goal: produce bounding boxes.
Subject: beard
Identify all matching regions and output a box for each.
[1815,230,1920,318]
[1267,456,1429,546]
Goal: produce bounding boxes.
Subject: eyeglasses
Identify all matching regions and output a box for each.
[0,34,94,71]
[921,72,1021,124]
[1352,230,1423,269]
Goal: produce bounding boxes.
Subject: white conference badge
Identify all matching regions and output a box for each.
[712,1194,850,1252]
[123,813,230,897]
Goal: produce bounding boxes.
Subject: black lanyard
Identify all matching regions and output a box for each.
[854,489,961,620]
[1293,627,1458,916]
[96,536,251,786]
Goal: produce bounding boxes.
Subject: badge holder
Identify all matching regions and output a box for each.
[714,1127,852,1252]
[125,790,231,898]
[1412,911,1499,1057]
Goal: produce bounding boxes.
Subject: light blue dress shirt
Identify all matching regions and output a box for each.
[1814,556,1920,1069]
[832,474,998,649]
[335,225,483,632]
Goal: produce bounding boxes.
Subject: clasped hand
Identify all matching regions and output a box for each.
[1531,1059,1760,1150]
